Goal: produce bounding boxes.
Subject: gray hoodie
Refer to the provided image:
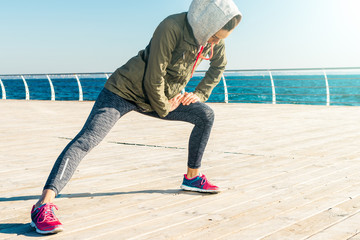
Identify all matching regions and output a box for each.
[187,0,242,46]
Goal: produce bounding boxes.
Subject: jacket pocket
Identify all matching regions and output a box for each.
[168,49,196,77]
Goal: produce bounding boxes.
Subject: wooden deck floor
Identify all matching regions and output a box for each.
[1,100,360,240]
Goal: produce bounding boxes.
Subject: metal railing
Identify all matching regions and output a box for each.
[0,73,109,101]
[1,67,360,106]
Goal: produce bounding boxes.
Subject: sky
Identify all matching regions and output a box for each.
[0,0,359,74]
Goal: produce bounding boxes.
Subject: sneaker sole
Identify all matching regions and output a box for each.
[180,184,220,193]
[30,221,63,234]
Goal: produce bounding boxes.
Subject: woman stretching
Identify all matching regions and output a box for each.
[30,0,241,234]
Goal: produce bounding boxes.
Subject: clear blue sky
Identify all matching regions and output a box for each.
[1,0,359,74]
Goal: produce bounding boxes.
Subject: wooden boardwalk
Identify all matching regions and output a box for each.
[1,100,360,240]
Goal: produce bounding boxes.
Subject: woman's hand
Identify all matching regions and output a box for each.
[181,92,200,106]
[169,92,200,112]
[169,94,184,112]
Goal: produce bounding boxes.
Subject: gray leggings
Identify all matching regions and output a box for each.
[44,88,215,195]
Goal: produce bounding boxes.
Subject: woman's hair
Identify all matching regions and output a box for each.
[222,14,242,31]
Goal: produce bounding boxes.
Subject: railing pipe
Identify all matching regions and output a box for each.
[323,70,330,106]
[269,71,276,104]
[74,74,83,101]
[0,78,6,99]
[21,75,30,100]
[46,75,56,101]
[221,74,229,103]
[0,67,359,77]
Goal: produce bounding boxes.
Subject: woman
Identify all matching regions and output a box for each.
[30,0,241,234]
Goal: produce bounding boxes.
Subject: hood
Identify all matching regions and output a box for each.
[187,0,242,46]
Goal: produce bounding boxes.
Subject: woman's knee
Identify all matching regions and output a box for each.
[71,136,94,153]
[71,129,106,153]
[196,103,215,126]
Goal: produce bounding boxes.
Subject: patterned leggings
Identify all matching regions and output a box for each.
[44,88,215,195]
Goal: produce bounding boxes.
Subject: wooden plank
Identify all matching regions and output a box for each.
[305,211,360,240]
[257,195,360,240]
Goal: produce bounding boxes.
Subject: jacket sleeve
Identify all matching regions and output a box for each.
[193,40,227,102]
[143,19,180,118]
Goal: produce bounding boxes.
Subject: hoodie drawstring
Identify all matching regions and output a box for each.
[190,43,214,78]
[200,43,214,60]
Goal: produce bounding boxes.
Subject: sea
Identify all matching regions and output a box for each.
[1,70,360,106]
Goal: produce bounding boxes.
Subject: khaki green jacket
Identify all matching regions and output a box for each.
[105,12,227,117]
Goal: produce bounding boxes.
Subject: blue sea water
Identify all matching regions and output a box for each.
[1,71,360,106]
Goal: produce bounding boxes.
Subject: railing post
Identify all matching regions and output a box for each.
[21,75,30,100]
[222,74,229,103]
[269,71,276,104]
[74,74,83,101]
[46,75,56,101]
[323,70,330,106]
[0,78,6,99]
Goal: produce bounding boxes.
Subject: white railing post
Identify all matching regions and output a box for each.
[0,78,6,99]
[323,70,330,106]
[21,75,30,100]
[222,74,229,103]
[269,71,276,104]
[74,74,83,101]
[46,75,56,101]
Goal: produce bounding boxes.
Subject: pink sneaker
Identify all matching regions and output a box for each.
[30,203,63,234]
[180,173,220,193]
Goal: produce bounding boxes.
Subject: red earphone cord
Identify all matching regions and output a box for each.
[190,43,214,78]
